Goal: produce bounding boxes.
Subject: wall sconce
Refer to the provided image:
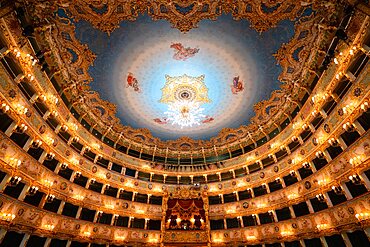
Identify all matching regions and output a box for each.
[311,110,319,117]
[60,125,68,132]
[360,101,368,112]
[50,110,58,117]
[349,174,361,184]
[15,123,28,134]
[84,146,91,152]
[349,156,362,166]
[246,235,257,241]
[9,158,21,168]
[115,235,126,241]
[315,151,325,159]
[0,213,15,222]
[9,176,22,186]
[349,46,357,55]
[60,163,68,170]
[342,122,355,132]
[38,94,47,102]
[328,138,338,146]
[72,136,79,143]
[331,185,343,195]
[302,162,310,169]
[302,124,310,131]
[16,105,28,115]
[74,194,84,201]
[275,177,281,183]
[311,95,318,104]
[281,231,293,237]
[287,193,298,200]
[280,145,287,151]
[291,136,298,142]
[46,194,55,203]
[289,170,296,177]
[27,185,39,195]
[90,178,96,184]
[355,213,370,220]
[0,103,10,114]
[316,223,329,230]
[75,171,81,178]
[31,139,42,148]
[71,123,78,131]
[43,179,54,187]
[316,194,325,202]
[43,224,55,231]
[25,53,37,66]
[46,152,55,160]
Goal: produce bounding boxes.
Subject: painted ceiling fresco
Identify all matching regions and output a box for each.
[72,14,295,140]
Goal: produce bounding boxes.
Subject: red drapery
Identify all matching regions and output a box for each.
[166,198,206,229]
[167,198,204,210]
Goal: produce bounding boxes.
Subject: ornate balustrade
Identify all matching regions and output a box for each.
[0,61,368,196]
[0,194,161,245]
[0,133,162,219]
[0,10,366,175]
[210,192,370,245]
[209,131,370,218]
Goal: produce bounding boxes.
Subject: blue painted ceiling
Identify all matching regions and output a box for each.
[73,14,295,140]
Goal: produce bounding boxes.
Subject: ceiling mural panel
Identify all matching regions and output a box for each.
[72,14,294,140]
[24,0,343,148]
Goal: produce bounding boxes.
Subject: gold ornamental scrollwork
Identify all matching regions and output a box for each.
[31,0,310,34]
[21,0,348,152]
[169,186,204,199]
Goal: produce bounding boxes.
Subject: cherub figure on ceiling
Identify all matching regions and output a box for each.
[231,76,244,94]
[202,116,214,124]
[170,43,199,61]
[126,72,141,92]
[153,118,168,125]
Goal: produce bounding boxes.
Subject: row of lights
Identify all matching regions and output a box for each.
[2,77,366,181]
[5,44,368,156]
[8,28,368,244]
[2,93,367,200]
[0,212,15,222]
[13,48,38,66]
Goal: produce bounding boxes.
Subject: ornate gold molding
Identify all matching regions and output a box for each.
[25,0,345,151]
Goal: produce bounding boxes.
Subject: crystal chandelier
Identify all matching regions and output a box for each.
[164,100,205,128]
[160,74,210,128]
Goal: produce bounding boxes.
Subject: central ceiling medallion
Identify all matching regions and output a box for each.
[160,74,211,128]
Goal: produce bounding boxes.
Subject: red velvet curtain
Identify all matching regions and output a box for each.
[166,198,205,221]
[167,198,204,209]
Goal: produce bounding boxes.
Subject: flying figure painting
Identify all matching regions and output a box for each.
[153,118,168,125]
[202,116,214,124]
[231,76,244,94]
[170,43,199,61]
[126,72,141,92]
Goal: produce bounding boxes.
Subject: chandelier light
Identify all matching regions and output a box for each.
[160,74,210,128]
[164,100,206,128]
